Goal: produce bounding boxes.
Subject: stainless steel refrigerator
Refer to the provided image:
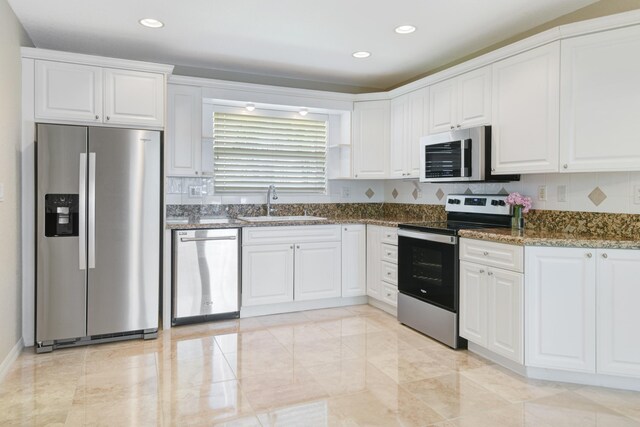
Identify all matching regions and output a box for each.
[36,124,161,353]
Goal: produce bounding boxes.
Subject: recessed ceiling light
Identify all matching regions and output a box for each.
[139,18,164,28]
[299,108,308,116]
[246,103,255,112]
[352,51,371,59]
[395,25,416,34]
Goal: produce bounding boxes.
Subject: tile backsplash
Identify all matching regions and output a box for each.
[384,172,640,214]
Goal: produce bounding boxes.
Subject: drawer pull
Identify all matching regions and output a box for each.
[488,271,493,276]
[483,251,489,256]
[586,253,592,258]
[387,272,391,276]
[602,253,608,259]
[479,269,485,273]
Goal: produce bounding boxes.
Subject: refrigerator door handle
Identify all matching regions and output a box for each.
[88,152,96,269]
[79,153,87,270]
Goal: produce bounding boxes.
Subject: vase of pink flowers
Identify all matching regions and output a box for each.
[506,192,532,230]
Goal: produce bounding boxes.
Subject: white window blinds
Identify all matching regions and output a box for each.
[213,112,327,193]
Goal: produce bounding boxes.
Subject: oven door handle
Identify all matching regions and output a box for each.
[398,229,457,245]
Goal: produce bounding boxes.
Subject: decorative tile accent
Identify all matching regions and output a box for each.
[365,188,375,199]
[498,187,509,195]
[588,187,607,206]
[464,188,474,195]
[435,188,445,201]
[391,188,399,199]
[412,189,419,200]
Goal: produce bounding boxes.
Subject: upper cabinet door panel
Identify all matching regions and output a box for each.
[104,68,164,127]
[491,42,560,174]
[166,84,202,176]
[560,25,640,172]
[457,66,491,128]
[35,60,103,123]
[352,100,390,179]
[389,96,407,178]
[407,88,428,177]
[429,79,456,134]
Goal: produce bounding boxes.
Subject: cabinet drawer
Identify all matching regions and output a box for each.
[460,238,523,272]
[382,283,398,307]
[243,225,341,245]
[381,227,398,245]
[381,243,398,264]
[381,261,398,285]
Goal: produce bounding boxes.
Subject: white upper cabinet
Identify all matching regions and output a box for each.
[166,84,203,176]
[429,66,491,134]
[560,25,640,172]
[34,59,165,128]
[35,60,103,123]
[390,89,427,179]
[352,100,390,179]
[491,42,560,174]
[103,68,164,127]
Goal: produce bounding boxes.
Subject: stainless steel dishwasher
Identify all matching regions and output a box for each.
[172,228,240,325]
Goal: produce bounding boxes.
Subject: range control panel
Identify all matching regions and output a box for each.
[445,194,512,216]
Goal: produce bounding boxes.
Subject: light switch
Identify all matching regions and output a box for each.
[557,185,567,202]
[0,183,4,202]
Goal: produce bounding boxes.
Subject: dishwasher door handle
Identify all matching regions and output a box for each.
[180,236,237,242]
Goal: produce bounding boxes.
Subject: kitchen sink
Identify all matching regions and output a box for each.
[237,215,327,222]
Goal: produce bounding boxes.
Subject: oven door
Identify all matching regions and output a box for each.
[398,229,458,313]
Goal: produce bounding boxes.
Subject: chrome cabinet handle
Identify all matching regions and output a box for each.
[483,251,489,256]
[106,116,110,121]
[456,124,461,128]
[387,272,391,275]
[602,253,608,259]
[290,245,293,249]
[181,236,236,242]
[479,269,485,273]
[563,164,568,169]
[586,253,592,258]
[94,115,99,120]
[488,271,493,276]
[296,245,300,249]
[450,125,455,130]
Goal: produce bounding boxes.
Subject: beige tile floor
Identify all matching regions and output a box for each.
[2,304,640,426]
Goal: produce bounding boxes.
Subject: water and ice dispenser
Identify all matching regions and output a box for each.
[44,194,79,237]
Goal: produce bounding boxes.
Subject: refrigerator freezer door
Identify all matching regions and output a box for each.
[173,229,240,320]
[36,124,88,342]
[87,127,160,336]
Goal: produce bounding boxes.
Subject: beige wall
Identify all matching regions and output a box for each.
[391,0,640,89]
[0,0,31,364]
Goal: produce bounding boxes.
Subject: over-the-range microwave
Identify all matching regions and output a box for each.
[419,125,520,183]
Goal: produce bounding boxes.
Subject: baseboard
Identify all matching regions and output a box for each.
[367,297,397,317]
[240,296,368,318]
[467,342,526,376]
[527,367,640,392]
[0,338,24,383]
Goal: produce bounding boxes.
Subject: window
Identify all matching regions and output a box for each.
[212,111,327,193]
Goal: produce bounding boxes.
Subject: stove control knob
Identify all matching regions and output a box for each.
[491,200,499,206]
[498,200,506,206]
[447,199,454,204]
[455,199,461,204]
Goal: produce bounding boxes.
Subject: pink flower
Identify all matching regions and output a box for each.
[505,192,532,213]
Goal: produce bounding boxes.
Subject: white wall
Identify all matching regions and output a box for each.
[384,172,640,214]
[0,0,31,369]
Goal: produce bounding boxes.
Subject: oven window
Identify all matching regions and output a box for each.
[398,236,457,312]
[424,141,471,178]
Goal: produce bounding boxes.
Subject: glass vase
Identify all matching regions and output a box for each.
[511,205,524,230]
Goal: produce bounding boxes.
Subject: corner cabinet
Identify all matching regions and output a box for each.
[491,42,560,174]
[366,225,398,311]
[526,246,640,379]
[429,66,491,134]
[560,25,640,172]
[352,100,390,179]
[389,88,427,179]
[341,225,366,297]
[459,239,524,364]
[34,59,165,128]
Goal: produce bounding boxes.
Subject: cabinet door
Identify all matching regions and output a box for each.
[457,66,491,128]
[341,225,366,297]
[352,101,390,179]
[35,60,103,123]
[429,78,456,134]
[366,225,383,299]
[406,88,428,177]
[166,84,202,176]
[491,42,560,174]
[294,241,342,301]
[560,26,640,172]
[487,268,523,364]
[597,249,640,378]
[103,68,164,127]
[389,95,408,178]
[525,246,596,373]
[242,244,294,306]
[459,261,487,346]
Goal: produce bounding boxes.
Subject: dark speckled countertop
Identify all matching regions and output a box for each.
[459,227,640,249]
[166,217,404,230]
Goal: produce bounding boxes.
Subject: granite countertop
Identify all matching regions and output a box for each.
[165,217,405,230]
[459,227,640,249]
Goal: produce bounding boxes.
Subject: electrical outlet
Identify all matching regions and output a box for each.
[634,185,640,205]
[557,185,567,202]
[538,185,547,201]
[342,186,350,198]
[189,185,203,197]
[415,189,423,199]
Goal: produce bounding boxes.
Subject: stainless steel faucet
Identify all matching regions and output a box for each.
[266,184,278,216]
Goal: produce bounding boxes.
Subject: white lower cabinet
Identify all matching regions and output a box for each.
[366,225,398,308]
[526,246,640,379]
[366,226,383,300]
[459,257,524,364]
[341,225,366,297]
[241,225,343,307]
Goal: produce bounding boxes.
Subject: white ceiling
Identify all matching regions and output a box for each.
[10,0,598,92]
